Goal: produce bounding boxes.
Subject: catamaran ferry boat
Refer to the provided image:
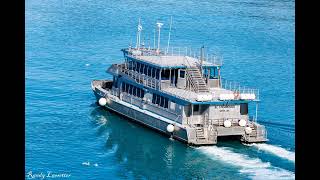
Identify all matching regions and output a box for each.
[91,20,267,145]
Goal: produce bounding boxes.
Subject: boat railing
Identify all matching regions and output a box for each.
[126,47,223,66]
[145,100,181,119]
[108,64,195,102]
[112,64,162,90]
[110,88,119,97]
[205,118,246,127]
[220,78,260,100]
[184,57,200,92]
[254,123,267,140]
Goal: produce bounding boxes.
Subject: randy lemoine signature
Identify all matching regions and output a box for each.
[26,171,71,179]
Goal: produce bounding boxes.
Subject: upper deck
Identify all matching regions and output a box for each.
[122,47,223,68]
[107,62,260,104]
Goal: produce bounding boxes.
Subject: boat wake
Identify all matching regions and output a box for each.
[252,143,295,162]
[197,146,295,180]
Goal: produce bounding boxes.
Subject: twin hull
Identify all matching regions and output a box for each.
[93,91,191,144]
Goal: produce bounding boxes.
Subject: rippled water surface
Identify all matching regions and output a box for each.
[26,0,295,179]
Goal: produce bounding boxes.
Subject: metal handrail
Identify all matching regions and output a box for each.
[220,78,260,100]
[205,118,247,126]
[184,58,200,92]
[126,46,223,66]
[116,64,161,90]
[112,64,194,102]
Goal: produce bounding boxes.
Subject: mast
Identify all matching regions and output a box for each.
[153,29,156,49]
[136,18,142,49]
[200,45,204,72]
[166,16,173,54]
[148,34,151,50]
[255,102,258,122]
[156,22,163,53]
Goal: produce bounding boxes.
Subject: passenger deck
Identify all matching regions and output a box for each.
[162,86,235,102]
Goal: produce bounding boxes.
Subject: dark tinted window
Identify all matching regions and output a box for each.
[194,104,199,112]
[240,103,248,115]
[180,70,185,78]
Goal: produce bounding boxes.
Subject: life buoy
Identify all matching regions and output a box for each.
[234,91,240,99]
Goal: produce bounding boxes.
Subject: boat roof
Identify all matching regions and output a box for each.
[123,48,222,69]
[134,55,218,68]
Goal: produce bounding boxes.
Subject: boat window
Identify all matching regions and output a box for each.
[200,104,209,114]
[186,105,191,117]
[160,96,164,107]
[140,64,144,74]
[156,94,160,105]
[132,86,137,96]
[161,69,170,80]
[193,104,199,112]
[180,70,185,78]
[147,66,152,76]
[156,69,160,79]
[133,61,137,71]
[240,103,248,115]
[121,83,125,92]
[170,101,175,110]
[144,64,148,75]
[113,77,118,88]
[137,63,141,73]
[209,67,217,79]
[150,67,154,78]
[164,98,169,108]
[151,93,169,109]
[152,94,156,104]
[121,82,144,99]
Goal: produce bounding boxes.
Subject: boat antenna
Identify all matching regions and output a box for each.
[142,37,145,48]
[156,21,163,53]
[148,33,151,50]
[166,16,173,54]
[153,29,156,49]
[136,18,142,49]
[200,45,204,72]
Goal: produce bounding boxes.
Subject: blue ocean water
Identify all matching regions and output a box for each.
[26,0,295,179]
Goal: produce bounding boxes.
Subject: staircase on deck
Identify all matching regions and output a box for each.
[186,67,209,93]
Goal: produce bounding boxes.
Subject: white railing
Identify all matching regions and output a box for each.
[184,58,200,92]
[205,118,245,127]
[111,64,162,90]
[110,88,119,97]
[108,64,196,102]
[126,46,223,66]
[220,78,260,100]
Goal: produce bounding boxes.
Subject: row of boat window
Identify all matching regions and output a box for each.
[121,81,170,109]
[127,60,160,79]
[152,94,169,109]
[121,82,145,98]
[203,68,218,78]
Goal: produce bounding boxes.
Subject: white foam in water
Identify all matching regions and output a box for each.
[252,143,295,162]
[82,161,90,166]
[198,146,295,180]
